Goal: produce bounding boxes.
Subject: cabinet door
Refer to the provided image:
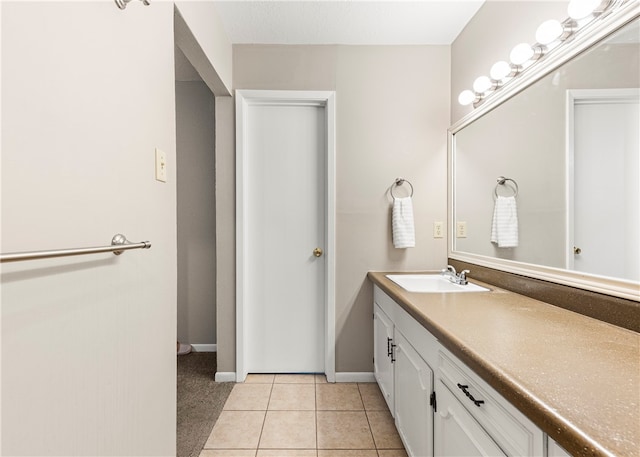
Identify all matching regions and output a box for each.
[374,304,395,413]
[394,331,434,457]
[435,381,506,457]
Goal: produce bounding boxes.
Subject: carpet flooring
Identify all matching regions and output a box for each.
[177,352,234,457]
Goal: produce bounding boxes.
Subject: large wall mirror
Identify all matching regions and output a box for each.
[449,4,639,301]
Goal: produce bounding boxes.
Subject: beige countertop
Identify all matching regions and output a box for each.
[368,271,640,457]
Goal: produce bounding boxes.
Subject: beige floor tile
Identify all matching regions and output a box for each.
[315,374,328,384]
[274,374,316,384]
[316,384,364,410]
[200,450,257,457]
[317,451,377,457]
[259,411,317,449]
[257,450,317,457]
[377,451,408,457]
[316,411,374,449]
[357,383,388,411]
[204,410,265,449]
[268,383,316,410]
[366,411,403,449]
[245,374,276,384]
[224,384,272,410]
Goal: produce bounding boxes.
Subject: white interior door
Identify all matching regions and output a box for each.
[567,89,639,281]
[237,91,336,380]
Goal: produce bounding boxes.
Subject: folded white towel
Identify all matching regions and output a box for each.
[392,197,415,248]
[491,196,519,248]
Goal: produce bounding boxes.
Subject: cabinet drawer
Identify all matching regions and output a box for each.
[438,349,544,457]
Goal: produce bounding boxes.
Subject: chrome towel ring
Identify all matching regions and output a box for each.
[391,177,414,199]
[494,176,519,198]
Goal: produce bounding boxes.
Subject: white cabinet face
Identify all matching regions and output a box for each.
[394,331,434,457]
[374,304,395,413]
[435,381,506,457]
[548,438,572,457]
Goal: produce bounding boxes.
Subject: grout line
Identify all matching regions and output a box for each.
[255,380,274,450]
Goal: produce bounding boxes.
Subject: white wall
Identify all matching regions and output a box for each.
[176,81,217,345]
[175,1,233,95]
[1,1,231,455]
[229,44,451,373]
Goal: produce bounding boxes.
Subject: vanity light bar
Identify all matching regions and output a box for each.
[458,0,618,107]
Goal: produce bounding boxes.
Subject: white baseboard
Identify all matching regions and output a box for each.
[335,372,375,383]
[215,372,236,382]
[191,344,217,352]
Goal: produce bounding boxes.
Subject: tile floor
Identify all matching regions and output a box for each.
[200,374,408,457]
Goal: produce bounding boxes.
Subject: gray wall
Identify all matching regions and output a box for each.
[176,81,217,345]
[226,44,451,373]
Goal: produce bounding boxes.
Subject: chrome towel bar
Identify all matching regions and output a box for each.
[0,234,151,263]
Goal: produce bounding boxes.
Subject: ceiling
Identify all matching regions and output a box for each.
[175,1,485,81]
[213,1,485,46]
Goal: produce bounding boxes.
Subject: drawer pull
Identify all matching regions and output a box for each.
[457,383,485,407]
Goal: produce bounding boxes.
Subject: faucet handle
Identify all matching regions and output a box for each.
[459,270,470,284]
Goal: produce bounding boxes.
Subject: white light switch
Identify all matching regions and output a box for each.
[456,221,467,238]
[155,148,167,182]
[433,221,444,238]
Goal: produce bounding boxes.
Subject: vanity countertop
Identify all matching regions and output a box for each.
[368,271,640,457]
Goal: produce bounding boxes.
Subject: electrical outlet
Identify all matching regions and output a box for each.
[433,221,444,238]
[456,221,468,238]
[155,148,167,183]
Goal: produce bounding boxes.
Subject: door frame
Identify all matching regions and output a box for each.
[235,90,336,382]
[565,88,639,270]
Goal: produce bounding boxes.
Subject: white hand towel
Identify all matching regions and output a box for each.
[491,196,519,248]
[392,197,415,248]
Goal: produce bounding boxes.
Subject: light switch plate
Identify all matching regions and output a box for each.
[155,148,167,182]
[456,221,467,238]
[433,221,444,238]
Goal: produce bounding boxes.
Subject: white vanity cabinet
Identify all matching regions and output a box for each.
[435,379,506,456]
[373,285,545,457]
[394,330,434,457]
[548,438,572,457]
[373,303,395,413]
[438,348,544,456]
[373,287,437,456]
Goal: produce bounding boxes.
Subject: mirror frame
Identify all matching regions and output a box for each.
[448,2,640,302]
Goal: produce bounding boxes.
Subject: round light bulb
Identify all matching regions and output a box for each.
[490,61,512,81]
[568,0,602,19]
[536,19,564,45]
[473,76,493,93]
[510,43,535,66]
[458,90,476,106]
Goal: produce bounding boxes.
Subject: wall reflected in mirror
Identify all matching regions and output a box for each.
[453,17,639,282]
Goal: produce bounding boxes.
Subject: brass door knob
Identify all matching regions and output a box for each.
[313,248,323,257]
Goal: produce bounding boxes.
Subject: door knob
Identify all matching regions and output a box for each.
[313,248,323,257]
[574,246,582,255]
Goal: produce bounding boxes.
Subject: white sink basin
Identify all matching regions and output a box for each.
[385,274,490,293]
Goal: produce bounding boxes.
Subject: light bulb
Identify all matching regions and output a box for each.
[458,90,476,106]
[473,76,493,93]
[536,19,564,45]
[568,0,602,20]
[510,43,535,66]
[490,61,512,81]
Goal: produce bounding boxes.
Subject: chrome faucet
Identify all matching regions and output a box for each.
[441,265,470,285]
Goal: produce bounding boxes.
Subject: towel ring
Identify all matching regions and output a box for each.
[391,178,414,199]
[494,176,518,198]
